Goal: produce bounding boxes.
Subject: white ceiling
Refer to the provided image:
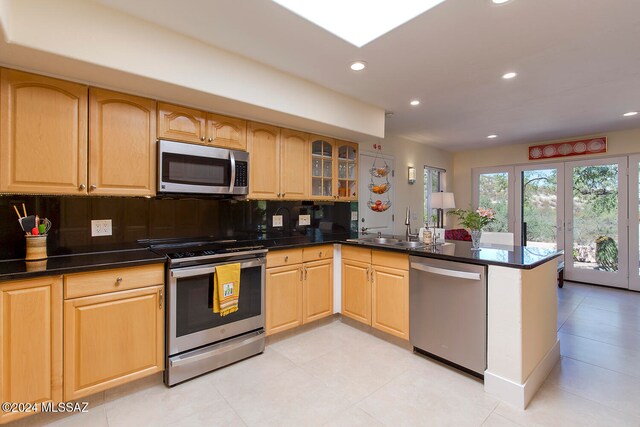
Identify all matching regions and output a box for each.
[95,0,640,151]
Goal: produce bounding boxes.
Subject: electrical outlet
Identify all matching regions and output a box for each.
[272,215,283,227]
[351,211,358,221]
[91,219,112,237]
[299,214,311,226]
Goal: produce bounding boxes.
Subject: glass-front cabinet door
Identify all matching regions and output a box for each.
[310,136,335,199]
[336,141,358,201]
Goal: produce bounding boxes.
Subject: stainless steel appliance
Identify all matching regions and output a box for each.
[149,239,266,386]
[409,256,487,377]
[157,139,249,196]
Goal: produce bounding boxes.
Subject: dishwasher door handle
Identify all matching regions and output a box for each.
[411,263,481,281]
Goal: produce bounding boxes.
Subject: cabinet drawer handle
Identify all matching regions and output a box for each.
[159,289,163,309]
[304,266,308,280]
[79,184,86,190]
[115,277,123,286]
[200,136,206,141]
[299,266,303,281]
[284,256,289,262]
[318,251,322,258]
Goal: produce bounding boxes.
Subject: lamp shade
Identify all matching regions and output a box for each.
[431,192,455,209]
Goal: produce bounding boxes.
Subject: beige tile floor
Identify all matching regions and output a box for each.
[13,281,640,427]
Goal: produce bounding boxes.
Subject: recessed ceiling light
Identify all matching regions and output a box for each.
[350,61,366,71]
[410,100,420,106]
[487,134,498,139]
[272,0,447,47]
[492,0,512,4]
[623,111,638,117]
[502,72,517,79]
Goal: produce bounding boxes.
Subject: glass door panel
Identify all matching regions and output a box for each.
[564,157,628,288]
[629,155,640,291]
[311,139,334,198]
[515,165,564,251]
[337,143,357,199]
[477,171,511,232]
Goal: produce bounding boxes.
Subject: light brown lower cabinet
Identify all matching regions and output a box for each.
[0,276,63,425]
[63,265,165,400]
[266,246,333,335]
[341,247,410,340]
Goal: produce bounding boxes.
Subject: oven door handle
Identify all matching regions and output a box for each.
[169,331,264,367]
[171,258,265,278]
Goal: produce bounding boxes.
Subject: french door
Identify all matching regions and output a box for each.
[628,155,640,291]
[479,157,633,288]
[563,157,628,288]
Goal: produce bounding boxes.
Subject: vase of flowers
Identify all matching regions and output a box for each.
[448,207,496,251]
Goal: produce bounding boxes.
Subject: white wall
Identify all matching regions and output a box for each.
[453,128,640,212]
[0,0,384,141]
[361,137,454,236]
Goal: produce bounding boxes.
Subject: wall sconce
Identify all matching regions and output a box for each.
[408,167,416,184]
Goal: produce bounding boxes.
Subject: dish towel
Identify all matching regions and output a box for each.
[213,263,241,316]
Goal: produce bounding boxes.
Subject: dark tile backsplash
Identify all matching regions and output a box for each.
[0,196,357,260]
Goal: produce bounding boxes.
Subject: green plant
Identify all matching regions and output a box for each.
[448,207,496,230]
[595,236,618,271]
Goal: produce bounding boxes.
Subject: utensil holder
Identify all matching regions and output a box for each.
[25,235,47,261]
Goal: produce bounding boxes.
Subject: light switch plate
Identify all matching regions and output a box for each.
[272,215,283,227]
[351,211,358,221]
[91,219,112,237]
[299,214,311,226]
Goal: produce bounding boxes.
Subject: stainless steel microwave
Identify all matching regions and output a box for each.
[158,139,249,196]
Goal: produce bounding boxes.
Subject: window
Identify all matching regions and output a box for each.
[424,166,444,224]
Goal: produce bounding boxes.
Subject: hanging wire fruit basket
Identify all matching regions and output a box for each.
[367,199,392,212]
[369,164,390,178]
[368,181,391,195]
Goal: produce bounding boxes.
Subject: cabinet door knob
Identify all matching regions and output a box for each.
[115,277,123,286]
[200,136,206,141]
[90,184,97,191]
[79,184,86,190]
[282,193,286,197]
[284,256,289,262]
[318,251,322,257]
[208,137,213,142]
[277,193,281,198]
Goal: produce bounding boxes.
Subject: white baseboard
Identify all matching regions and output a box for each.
[484,339,560,409]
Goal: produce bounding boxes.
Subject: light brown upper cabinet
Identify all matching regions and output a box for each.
[247,122,280,199]
[157,102,206,144]
[247,124,310,200]
[280,129,310,200]
[206,113,247,151]
[89,88,157,196]
[158,102,247,150]
[0,69,88,194]
[336,140,358,201]
[309,136,358,201]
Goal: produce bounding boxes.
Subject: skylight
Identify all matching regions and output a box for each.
[272,0,447,48]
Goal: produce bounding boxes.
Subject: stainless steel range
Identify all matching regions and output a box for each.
[148,239,267,386]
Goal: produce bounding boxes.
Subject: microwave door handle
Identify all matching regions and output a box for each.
[229,151,236,193]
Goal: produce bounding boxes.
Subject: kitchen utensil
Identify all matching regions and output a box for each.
[41,218,52,235]
[12,205,22,220]
[38,223,46,234]
[19,215,36,234]
[31,227,39,236]
[21,203,27,217]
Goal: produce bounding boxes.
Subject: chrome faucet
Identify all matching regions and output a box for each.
[361,226,369,235]
[405,207,419,241]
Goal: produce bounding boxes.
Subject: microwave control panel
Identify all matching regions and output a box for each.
[235,161,248,187]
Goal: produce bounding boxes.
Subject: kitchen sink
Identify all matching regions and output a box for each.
[394,241,427,249]
[360,237,401,244]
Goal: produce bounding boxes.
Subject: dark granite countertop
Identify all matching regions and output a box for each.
[0,249,167,282]
[0,231,561,282]
[341,239,563,269]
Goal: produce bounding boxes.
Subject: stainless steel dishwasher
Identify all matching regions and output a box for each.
[409,256,487,378]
